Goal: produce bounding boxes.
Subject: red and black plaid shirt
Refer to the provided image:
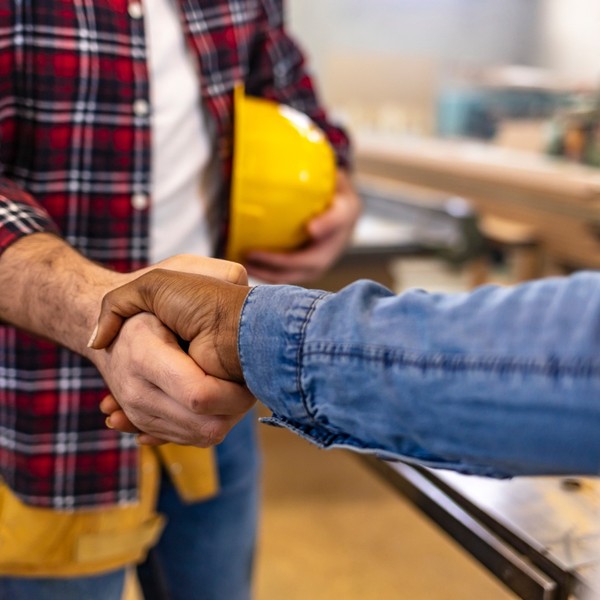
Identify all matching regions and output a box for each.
[0,0,350,509]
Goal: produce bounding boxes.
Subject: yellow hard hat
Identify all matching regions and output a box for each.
[226,85,336,263]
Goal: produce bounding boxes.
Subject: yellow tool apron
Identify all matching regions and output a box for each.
[0,445,217,577]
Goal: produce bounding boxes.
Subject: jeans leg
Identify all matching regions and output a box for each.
[150,412,260,600]
[0,569,126,600]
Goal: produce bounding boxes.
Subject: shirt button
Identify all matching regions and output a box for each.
[131,193,149,210]
[128,1,143,19]
[133,99,149,117]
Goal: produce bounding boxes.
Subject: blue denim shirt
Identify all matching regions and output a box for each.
[238,273,600,478]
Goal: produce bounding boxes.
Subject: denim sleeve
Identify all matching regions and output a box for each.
[238,274,600,478]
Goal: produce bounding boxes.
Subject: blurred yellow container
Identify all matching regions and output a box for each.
[226,85,336,263]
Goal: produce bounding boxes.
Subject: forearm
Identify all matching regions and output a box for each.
[240,275,600,477]
[0,233,124,358]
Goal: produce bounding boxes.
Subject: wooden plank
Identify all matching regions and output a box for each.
[354,136,600,270]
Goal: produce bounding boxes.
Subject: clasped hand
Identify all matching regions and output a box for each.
[89,262,255,447]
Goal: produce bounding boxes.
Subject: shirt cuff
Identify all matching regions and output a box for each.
[0,185,60,257]
[238,284,329,421]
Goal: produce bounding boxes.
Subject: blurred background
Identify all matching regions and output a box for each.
[124,3,600,599]
[289,0,600,161]
[248,2,600,600]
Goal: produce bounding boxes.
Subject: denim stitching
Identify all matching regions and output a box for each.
[296,292,330,418]
[303,346,600,378]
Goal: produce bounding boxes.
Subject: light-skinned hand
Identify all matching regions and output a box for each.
[89,268,254,446]
[244,169,361,283]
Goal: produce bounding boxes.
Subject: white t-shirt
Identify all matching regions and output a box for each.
[144,0,214,263]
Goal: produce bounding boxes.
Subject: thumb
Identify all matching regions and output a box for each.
[307,205,339,241]
[88,280,152,349]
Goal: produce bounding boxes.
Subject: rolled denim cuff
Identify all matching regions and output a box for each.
[238,284,330,423]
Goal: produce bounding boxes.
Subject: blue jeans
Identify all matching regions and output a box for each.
[0,412,260,600]
[143,411,260,600]
[0,570,126,600]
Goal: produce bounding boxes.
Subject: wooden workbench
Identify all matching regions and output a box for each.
[354,134,600,271]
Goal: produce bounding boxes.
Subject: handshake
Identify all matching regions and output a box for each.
[88,260,256,447]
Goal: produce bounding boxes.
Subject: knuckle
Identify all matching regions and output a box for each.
[228,262,248,284]
[187,394,206,415]
[99,291,115,313]
[181,383,205,414]
[197,419,226,447]
[119,323,150,358]
[123,391,145,413]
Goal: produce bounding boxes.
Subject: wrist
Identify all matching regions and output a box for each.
[0,233,128,358]
[217,284,251,383]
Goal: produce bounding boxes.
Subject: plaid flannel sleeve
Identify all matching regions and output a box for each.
[246,0,352,168]
[0,177,60,256]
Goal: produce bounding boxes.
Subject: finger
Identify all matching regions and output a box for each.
[184,377,256,416]
[129,367,255,437]
[115,386,211,442]
[245,250,300,268]
[245,241,337,284]
[146,414,245,447]
[100,394,140,433]
[156,255,248,285]
[108,349,250,434]
[106,409,140,434]
[131,408,243,447]
[246,264,317,285]
[246,243,326,270]
[308,181,361,241]
[99,393,121,415]
[137,337,221,410]
[306,200,344,240]
[110,377,253,446]
[90,283,152,349]
[152,346,255,416]
[90,260,248,350]
[91,268,185,349]
[136,433,167,446]
[88,314,125,350]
